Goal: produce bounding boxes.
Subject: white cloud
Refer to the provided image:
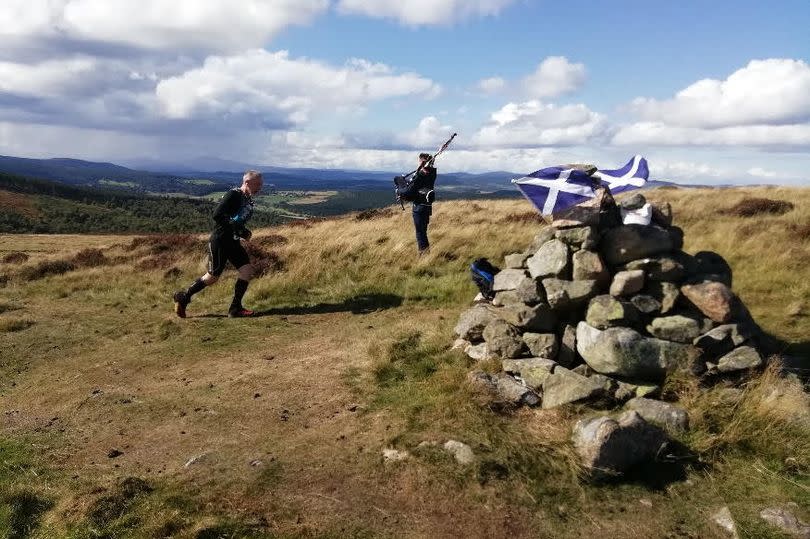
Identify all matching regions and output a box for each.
[476,77,506,95]
[473,100,607,147]
[747,167,778,179]
[522,56,586,99]
[155,49,440,125]
[0,0,329,52]
[335,0,516,25]
[627,59,810,128]
[612,122,810,147]
[0,57,100,98]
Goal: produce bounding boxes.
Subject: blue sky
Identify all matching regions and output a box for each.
[0,0,808,184]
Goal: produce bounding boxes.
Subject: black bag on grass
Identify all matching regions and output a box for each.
[470,258,500,300]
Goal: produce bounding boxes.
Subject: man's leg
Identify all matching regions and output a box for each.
[413,208,430,254]
[173,238,224,318]
[229,264,255,317]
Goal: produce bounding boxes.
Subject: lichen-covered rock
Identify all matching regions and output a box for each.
[717,346,762,373]
[493,269,529,292]
[576,322,701,381]
[482,320,526,359]
[572,411,669,480]
[522,332,559,359]
[528,239,570,279]
[515,276,546,305]
[492,290,522,306]
[465,342,492,361]
[497,303,557,332]
[502,357,557,375]
[572,250,610,285]
[759,506,810,538]
[586,295,639,329]
[529,227,557,252]
[625,397,689,433]
[647,315,702,344]
[681,281,735,323]
[454,305,496,342]
[556,226,598,250]
[600,225,674,265]
[541,368,613,409]
[467,371,540,406]
[542,279,599,310]
[610,270,645,297]
[631,294,662,315]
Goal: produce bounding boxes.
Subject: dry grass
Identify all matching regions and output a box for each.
[720,197,795,217]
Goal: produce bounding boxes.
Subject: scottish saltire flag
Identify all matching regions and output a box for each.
[512,156,649,216]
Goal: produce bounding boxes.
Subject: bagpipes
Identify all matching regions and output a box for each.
[394,133,457,210]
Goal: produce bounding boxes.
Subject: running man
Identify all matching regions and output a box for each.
[173,170,263,318]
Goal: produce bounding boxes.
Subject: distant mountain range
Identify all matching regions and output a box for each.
[0,153,692,196]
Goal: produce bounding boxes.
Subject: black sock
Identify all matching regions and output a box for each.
[230,279,249,311]
[185,278,207,300]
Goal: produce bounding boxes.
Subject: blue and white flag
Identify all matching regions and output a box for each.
[512,155,649,216]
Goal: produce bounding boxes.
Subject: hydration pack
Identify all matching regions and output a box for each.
[470,258,500,300]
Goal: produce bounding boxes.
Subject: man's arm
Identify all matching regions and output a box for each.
[213,190,241,227]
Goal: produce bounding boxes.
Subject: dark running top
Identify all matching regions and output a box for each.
[212,188,254,238]
[397,166,436,208]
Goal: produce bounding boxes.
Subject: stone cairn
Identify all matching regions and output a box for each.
[454,191,766,479]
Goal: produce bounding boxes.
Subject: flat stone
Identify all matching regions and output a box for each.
[711,507,740,539]
[504,252,531,269]
[625,397,689,433]
[493,269,529,292]
[556,226,598,250]
[467,371,540,407]
[681,281,735,323]
[496,303,557,332]
[502,357,558,375]
[622,257,686,282]
[542,367,612,409]
[465,342,492,361]
[528,239,570,280]
[492,290,522,307]
[610,270,645,297]
[444,440,475,465]
[620,193,647,210]
[522,332,559,359]
[600,225,674,265]
[586,295,639,329]
[542,278,599,310]
[717,346,762,373]
[647,315,702,343]
[759,506,810,538]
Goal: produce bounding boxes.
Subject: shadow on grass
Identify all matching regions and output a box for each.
[191,293,404,319]
[3,491,53,539]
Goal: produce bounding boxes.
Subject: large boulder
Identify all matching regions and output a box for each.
[493,269,529,292]
[647,315,702,344]
[572,250,610,285]
[717,346,763,373]
[600,225,674,265]
[625,397,689,433]
[522,332,559,359]
[483,320,526,359]
[681,281,735,323]
[610,270,645,297]
[572,411,669,480]
[497,303,557,332]
[528,239,570,279]
[576,322,701,381]
[586,295,639,329]
[542,279,600,310]
[454,305,496,342]
[542,368,614,409]
[556,226,598,250]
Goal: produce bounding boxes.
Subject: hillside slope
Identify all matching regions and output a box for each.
[0,187,808,538]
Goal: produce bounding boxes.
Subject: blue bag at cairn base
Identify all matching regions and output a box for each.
[470,258,500,300]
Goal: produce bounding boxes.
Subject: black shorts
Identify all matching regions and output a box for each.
[208,234,250,277]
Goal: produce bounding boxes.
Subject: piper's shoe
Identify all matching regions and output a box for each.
[228,307,254,318]
[173,291,189,318]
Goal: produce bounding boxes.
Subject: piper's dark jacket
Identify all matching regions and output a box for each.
[397,166,436,206]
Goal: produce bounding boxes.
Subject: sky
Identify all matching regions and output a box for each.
[0,0,808,185]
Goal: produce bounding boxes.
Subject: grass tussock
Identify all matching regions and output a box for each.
[0,318,35,332]
[72,247,108,268]
[18,259,75,281]
[501,211,546,224]
[1,252,29,264]
[720,197,795,217]
[244,242,284,278]
[355,208,395,221]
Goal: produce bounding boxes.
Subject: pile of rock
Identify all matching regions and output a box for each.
[455,192,767,477]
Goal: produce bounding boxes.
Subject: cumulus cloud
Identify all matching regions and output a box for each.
[612,122,810,148]
[476,77,506,95]
[335,0,516,25]
[155,49,440,126]
[522,56,587,99]
[0,0,329,52]
[473,100,607,147]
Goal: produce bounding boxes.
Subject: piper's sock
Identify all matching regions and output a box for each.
[230,279,249,311]
[184,278,207,300]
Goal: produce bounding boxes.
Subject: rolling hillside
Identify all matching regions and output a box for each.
[0,187,808,538]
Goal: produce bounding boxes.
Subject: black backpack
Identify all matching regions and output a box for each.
[470,258,500,300]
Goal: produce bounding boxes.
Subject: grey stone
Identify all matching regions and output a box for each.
[552,204,602,228]
[492,290,522,307]
[631,294,662,315]
[444,440,475,465]
[556,226,598,250]
[497,303,557,332]
[635,384,661,399]
[651,203,673,227]
[711,507,740,539]
[572,411,669,480]
[502,357,557,375]
[467,371,540,407]
[483,320,526,359]
[465,342,492,361]
[717,346,762,373]
[522,365,557,390]
[527,239,570,280]
[681,281,735,323]
[610,270,645,297]
[504,252,531,269]
[647,315,702,343]
[557,324,578,368]
[625,397,689,433]
[572,250,610,285]
[614,381,638,403]
[493,269,529,292]
[586,295,639,329]
[515,276,546,305]
[620,193,647,210]
[601,225,674,265]
[542,368,612,409]
[383,449,409,462]
[645,282,680,314]
[529,227,557,251]
[759,506,810,538]
[522,332,559,359]
[622,257,686,282]
[576,322,701,381]
[572,364,594,376]
[454,305,496,342]
[693,324,751,358]
[542,279,599,310]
